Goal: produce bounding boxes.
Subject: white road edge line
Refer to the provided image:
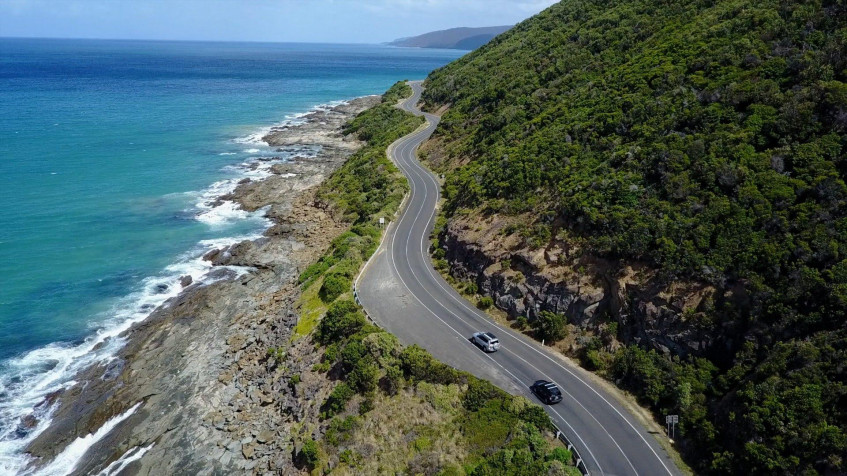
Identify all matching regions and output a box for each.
[384,127,605,475]
[402,84,675,476]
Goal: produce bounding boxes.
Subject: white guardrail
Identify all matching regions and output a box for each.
[553,426,590,475]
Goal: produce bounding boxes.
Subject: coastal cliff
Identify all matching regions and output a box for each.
[437,211,724,359]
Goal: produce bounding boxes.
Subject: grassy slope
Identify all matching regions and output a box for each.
[422,1,847,474]
[293,82,580,476]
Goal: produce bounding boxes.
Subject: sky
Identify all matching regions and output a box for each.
[0,0,558,43]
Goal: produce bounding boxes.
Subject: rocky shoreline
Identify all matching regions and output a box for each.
[21,95,381,475]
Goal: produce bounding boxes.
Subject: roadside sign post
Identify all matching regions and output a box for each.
[379,217,385,228]
[666,414,678,441]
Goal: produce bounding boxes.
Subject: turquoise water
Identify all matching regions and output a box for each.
[0,38,462,469]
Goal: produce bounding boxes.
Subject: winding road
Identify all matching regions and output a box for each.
[356,81,684,476]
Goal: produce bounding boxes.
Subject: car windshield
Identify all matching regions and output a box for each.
[546,384,561,396]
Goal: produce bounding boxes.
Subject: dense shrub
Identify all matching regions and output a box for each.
[347,357,379,393]
[531,311,567,343]
[380,365,404,396]
[399,344,462,385]
[316,300,366,345]
[423,0,847,472]
[477,296,494,310]
[319,273,350,303]
[321,383,355,419]
[298,439,320,469]
[463,378,502,412]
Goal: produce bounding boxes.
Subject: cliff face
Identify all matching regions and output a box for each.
[439,212,726,358]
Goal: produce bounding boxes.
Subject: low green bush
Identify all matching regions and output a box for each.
[380,365,404,396]
[463,378,502,412]
[299,439,320,468]
[321,383,354,419]
[325,415,360,446]
[319,272,350,303]
[317,300,366,344]
[399,344,463,385]
[477,296,494,310]
[348,357,379,393]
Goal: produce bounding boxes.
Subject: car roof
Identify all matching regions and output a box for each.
[484,332,497,340]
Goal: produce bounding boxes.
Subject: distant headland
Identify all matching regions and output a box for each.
[388,25,512,50]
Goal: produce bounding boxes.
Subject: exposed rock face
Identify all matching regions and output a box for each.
[439,213,725,358]
[23,97,379,475]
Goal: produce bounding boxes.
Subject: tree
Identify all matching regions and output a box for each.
[532,311,567,343]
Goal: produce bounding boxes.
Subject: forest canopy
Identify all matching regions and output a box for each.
[422,0,847,473]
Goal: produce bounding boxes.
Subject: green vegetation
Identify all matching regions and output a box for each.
[531,311,568,343]
[476,296,493,310]
[315,319,576,474]
[423,1,847,473]
[297,82,579,475]
[298,438,320,469]
[316,81,421,225]
[293,81,421,338]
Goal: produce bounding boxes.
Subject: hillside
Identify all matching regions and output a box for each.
[296,82,580,475]
[389,26,512,50]
[421,0,847,474]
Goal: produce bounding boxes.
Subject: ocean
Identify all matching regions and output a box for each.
[0,37,462,471]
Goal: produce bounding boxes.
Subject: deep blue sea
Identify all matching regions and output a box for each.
[0,37,462,470]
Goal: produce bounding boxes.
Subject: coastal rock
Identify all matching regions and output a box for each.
[23,92,377,475]
[203,248,222,263]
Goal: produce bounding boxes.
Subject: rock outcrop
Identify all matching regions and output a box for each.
[439,212,731,358]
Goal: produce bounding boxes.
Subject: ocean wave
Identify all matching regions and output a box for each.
[97,443,154,476]
[31,403,141,476]
[231,98,350,146]
[0,97,342,474]
[0,236,255,474]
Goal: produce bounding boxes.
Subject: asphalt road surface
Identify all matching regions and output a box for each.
[356,81,684,476]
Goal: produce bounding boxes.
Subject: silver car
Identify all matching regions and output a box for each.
[471,332,500,352]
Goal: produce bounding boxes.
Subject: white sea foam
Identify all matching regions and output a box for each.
[0,238,254,474]
[242,148,261,154]
[31,403,141,476]
[194,145,319,228]
[0,98,341,474]
[218,152,237,156]
[231,98,349,146]
[232,127,272,146]
[97,443,154,476]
